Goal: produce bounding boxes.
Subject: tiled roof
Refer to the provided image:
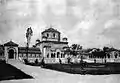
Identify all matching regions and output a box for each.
[4,41,18,46]
[18,47,41,54]
[42,28,60,34]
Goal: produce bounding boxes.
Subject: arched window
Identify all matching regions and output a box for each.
[53,33,55,38]
[57,52,60,58]
[36,54,39,58]
[61,53,65,58]
[28,54,31,58]
[107,53,110,58]
[115,52,118,58]
[47,33,49,37]
[47,53,49,58]
[51,53,55,58]
[61,53,63,58]
[32,54,35,58]
[54,53,56,57]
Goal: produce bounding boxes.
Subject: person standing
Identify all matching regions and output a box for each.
[59,58,62,64]
[41,57,45,67]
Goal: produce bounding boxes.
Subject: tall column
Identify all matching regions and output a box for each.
[43,47,46,57]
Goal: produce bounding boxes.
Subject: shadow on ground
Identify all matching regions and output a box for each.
[0,61,33,81]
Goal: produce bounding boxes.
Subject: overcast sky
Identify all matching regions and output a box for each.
[0,0,120,48]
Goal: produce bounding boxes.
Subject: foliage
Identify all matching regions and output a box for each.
[70,44,82,56]
[103,46,118,52]
[63,44,82,56]
[35,59,38,64]
[92,51,106,58]
[71,44,82,50]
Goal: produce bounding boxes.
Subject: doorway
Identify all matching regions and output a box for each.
[8,49,14,59]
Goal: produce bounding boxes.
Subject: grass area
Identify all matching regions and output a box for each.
[43,63,120,75]
[0,61,33,81]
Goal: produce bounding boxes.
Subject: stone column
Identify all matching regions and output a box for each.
[43,47,46,57]
[4,47,8,62]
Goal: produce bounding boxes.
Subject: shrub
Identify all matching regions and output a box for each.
[35,59,38,64]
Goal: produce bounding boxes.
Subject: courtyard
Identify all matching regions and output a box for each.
[1,60,120,83]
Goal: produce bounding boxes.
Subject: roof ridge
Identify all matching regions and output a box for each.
[42,27,60,34]
[4,41,18,46]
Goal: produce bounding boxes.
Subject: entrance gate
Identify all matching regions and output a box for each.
[8,49,14,59]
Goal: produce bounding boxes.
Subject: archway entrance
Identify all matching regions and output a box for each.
[8,49,14,59]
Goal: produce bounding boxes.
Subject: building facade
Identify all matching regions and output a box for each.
[85,49,120,63]
[0,28,69,63]
[36,27,69,63]
[2,41,41,62]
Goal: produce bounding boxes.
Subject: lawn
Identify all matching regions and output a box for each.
[0,61,33,81]
[43,63,120,75]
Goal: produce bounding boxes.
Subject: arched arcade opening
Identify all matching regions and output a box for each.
[8,49,15,59]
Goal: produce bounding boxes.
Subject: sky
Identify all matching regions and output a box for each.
[0,0,120,48]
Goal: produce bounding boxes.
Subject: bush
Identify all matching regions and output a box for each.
[0,59,6,63]
[23,59,28,64]
[35,59,38,64]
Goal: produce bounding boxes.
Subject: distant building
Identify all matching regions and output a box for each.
[36,27,69,63]
[0,45,4,60]
[86,49,120,63]
[1,41,41,62]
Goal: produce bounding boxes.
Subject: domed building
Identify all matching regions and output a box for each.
[0,27,69,63]
[36,27,69,63]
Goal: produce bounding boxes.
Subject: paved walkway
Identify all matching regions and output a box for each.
[1,60,120,83]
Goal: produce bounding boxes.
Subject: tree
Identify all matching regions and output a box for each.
[103,46,110,52]
[71,44,82,51]
[91,48,106,58]
[70,44,82,56]
[103,46,118,59]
